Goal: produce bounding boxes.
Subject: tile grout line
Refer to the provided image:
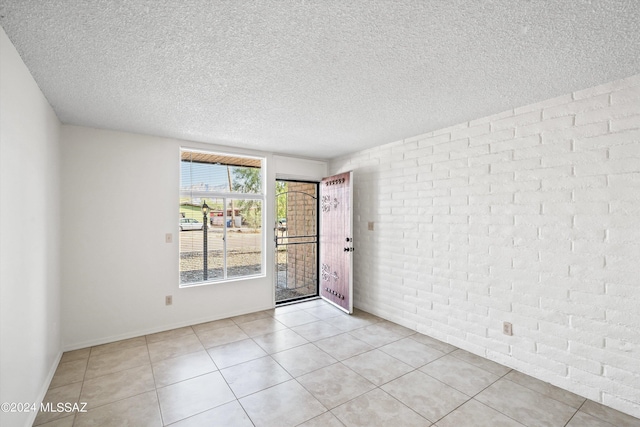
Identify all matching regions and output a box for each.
[500,376,587,412]
[146,335,167,427]
[427,366,516,426]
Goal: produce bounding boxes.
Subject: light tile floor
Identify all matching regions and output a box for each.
[35,299,640,427]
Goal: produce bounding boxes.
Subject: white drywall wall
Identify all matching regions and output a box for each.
[60,126,328,349]
[0,27,62,427]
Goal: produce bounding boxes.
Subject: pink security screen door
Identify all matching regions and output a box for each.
[319,171,353,313]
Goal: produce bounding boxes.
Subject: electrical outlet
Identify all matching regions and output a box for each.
[503,322,513,336]
[165,295,173,306]
[165,233,173,243]
[368,221,374,231]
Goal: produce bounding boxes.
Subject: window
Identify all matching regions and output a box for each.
[179,149,264,286]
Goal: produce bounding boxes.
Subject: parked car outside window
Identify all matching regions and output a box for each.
[180,218,203,231]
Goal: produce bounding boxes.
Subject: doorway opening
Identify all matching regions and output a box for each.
[275,180,319,304]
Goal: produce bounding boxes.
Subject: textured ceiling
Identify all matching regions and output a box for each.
[1,1,639,159]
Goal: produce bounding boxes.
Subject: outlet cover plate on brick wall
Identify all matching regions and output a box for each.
[503,322,513,336]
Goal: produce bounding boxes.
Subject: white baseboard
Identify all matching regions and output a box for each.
[25,350,63,427]
[62,304,275,351]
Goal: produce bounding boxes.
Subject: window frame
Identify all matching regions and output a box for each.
[179,148,266,287]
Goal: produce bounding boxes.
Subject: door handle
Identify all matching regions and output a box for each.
[345,237,353,252]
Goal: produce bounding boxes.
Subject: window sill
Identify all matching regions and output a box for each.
[179,273,266,288]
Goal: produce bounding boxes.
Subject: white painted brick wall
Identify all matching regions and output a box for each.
[329,74,640,418]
